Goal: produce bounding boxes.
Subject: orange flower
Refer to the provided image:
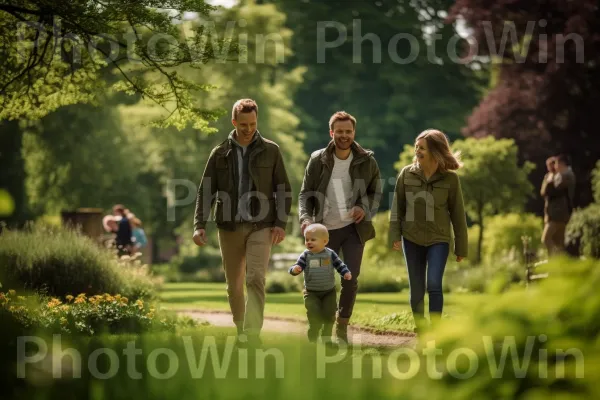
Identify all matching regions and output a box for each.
[47,298,62,308]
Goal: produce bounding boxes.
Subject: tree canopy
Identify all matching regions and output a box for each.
[448,0,600,209]
[0,0,234,127]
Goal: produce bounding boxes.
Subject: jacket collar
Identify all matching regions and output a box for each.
[223,130,264,155]
[408,163,446,183]
[320,140,371,165]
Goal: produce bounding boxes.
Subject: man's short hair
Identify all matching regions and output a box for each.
[232,99,258,120]
[329,111,356,131]
[304,223,329,239]
[112,204,125,214]
[556,154,571,165]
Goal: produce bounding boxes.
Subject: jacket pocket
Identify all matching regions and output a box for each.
[432,182,449,207]
[215,157,231,191]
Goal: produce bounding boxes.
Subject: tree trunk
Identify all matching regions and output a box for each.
[0,121,30,227]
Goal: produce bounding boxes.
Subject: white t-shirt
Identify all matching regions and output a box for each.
[323,152,354,230]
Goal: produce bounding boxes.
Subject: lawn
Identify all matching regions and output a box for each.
[159,282,487,332]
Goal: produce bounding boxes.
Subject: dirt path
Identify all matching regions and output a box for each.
[181,310,416,348]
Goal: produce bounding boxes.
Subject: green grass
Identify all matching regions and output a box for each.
[159,282,486,332]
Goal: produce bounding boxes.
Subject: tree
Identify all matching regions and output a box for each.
[20,104,148,215]
[448,0,600,211]
[2,1,307,262]
[116,1,308,238]
[0,121,29,226]
[0,0,235,127]
[395,136,535,263]
[262,0,486,209]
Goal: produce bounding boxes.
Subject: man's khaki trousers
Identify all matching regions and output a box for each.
[218,224,272,336]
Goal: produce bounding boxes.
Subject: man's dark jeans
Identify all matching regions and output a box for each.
[328,224,364,319]
[402,238,449,321]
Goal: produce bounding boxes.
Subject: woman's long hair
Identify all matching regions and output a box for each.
[412,129,463,172]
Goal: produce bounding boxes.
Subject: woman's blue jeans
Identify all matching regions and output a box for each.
[402,238,449,321]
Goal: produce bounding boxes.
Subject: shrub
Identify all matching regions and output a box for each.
[423,256,600,399]
[564,161,600,258]
[151,264,225,283]
[482,213,543,263]
[592,159,600,204]
[0,290,196,335]
[443,259,525,294]
[266,271,303,294]
[363,211,401,265]
[0,224,159,300]
[265,264,409,294]
[566,203,600,258]
[172,246,223,274]
[358,264,409,293]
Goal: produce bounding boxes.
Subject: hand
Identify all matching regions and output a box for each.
[343,272,352,280]
[292,265,303,275]
[350,206,365,223]
[392,241,401,251]
[456,256,464,262]
[300,220,312,235]
[271,227,286,245]
[193,229,207,247]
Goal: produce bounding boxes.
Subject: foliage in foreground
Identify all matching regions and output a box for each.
[1,257,598,400]
[0,290,196,336]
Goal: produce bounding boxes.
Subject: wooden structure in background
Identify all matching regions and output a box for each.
[61,208,105,242]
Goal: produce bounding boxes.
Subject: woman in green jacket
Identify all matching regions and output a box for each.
[389,129,468,332]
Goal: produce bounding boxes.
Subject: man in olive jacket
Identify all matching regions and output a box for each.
[193,99,292,347]
[298,111,382,343]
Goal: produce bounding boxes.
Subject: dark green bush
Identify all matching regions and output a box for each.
[0,224,159,300]
[566,204,600,258]
[565,160,600,258]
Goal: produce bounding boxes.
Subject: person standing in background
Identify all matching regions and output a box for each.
[541,154,576,255]
[112,204,132,256]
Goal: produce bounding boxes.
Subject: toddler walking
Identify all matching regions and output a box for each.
[289,224,351,343]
